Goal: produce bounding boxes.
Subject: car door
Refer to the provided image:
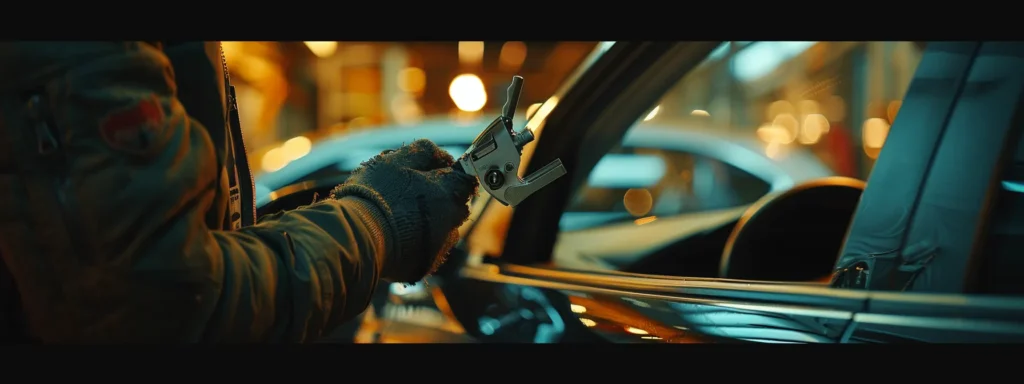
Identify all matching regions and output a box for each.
[439,41,1024,343]
[441,41,867,343]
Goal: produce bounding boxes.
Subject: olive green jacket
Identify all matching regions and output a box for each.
[0,42,391,342]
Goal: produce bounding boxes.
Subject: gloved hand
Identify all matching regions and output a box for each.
[330,139,479,283]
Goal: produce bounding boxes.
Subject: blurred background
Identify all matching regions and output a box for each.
[221,41,597,176]
[227,41,922,182]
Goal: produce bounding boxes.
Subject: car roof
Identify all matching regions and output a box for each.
[257,117,503,192]
[257,116,832,198]
[626,122,833,189]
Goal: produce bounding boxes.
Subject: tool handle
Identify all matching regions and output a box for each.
[501,76,524,120]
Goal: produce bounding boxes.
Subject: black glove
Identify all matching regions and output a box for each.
[330,139,479,283]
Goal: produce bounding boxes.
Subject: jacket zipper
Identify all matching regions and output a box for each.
[219,44,257,225]
[26,93,90,260]
[228,87,255,222]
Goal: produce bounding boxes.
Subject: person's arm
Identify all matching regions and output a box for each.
[12,43,396,342]
[200,198,394,342]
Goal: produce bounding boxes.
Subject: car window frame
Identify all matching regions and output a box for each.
[501,42,725,265]
[457,42,616,240]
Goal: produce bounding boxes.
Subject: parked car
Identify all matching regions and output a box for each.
[261,41,1024,343]
[257,117,831,270]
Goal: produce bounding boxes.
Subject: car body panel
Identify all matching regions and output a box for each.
[368,261,1024,343]
[850,292,1024,343]
[442,263,859,343]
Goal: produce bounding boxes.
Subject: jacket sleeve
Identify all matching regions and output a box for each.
[200,197,394,343]
[8,42,393,343]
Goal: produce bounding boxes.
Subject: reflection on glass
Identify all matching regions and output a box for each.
[561,147,770,230]
[551,41,923,273]
[640,41,921,180]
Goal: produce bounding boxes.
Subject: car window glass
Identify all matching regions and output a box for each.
[560,148,770,231]
[550,41,923,273]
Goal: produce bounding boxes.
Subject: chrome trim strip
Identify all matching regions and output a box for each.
[854,313,1024,334]
[462,266,856,320]
[493,264,868,300]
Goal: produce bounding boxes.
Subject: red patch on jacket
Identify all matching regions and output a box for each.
[100,96,165,154]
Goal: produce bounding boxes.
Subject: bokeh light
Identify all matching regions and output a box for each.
[449,74,488,112]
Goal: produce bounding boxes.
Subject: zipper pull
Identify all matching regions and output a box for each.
[26,94,59,155]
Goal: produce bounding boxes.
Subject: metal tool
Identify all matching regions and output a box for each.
[452,76,567,207]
